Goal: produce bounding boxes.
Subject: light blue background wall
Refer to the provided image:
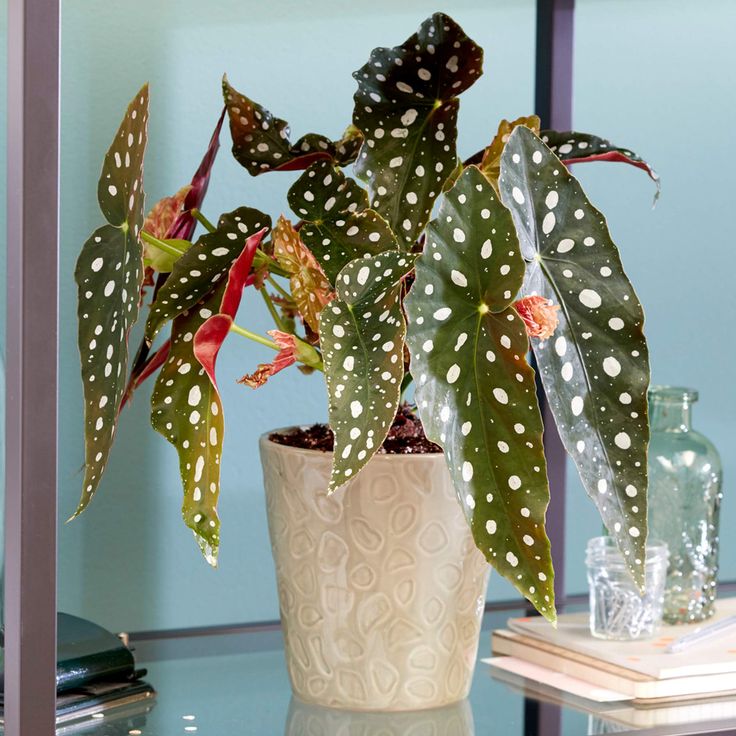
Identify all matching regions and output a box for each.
[0,0,732,633]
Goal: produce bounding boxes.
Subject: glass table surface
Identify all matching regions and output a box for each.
[54,605,736,736]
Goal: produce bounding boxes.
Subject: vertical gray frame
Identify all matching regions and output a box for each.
[5,0,60,733]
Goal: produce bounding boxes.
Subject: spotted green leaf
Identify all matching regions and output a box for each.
[151,229,264,565]
[72,85,149,518]
[223,76,360,175]
[541,129,660,199]
[499,126,650,587]
[320,251,416,492]
[145,207,271,342]
[352,13,483,246]
[288,161,399,284]
[405,166,555,620]
[150,288,225,565]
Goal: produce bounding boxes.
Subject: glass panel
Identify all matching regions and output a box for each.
[48,604,736,734]
[59,0,537,632]
[565,0,736,594]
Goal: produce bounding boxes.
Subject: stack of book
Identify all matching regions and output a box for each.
[487,597,736,730]
[0,613,155,729]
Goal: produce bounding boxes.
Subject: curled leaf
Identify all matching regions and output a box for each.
[272,215,333,333]
[541,130,660,200]
[479,115,541,192]
[223,75,358,175]
[352,13,483,245]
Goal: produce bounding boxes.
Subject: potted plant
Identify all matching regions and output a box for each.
[73,13,656,711]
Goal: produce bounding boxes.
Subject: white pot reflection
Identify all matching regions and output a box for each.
[284,696,475,736]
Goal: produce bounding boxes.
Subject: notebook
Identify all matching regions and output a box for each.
[491,597,736,700]
[487,655,736,730]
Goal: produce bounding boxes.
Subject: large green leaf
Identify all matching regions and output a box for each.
[499,126,650,586]
[223,76,360,175]
[288,161,399,284]
[405,166,555,620]
[320,251,416,492]
[352,13,483,246]
[72,84,149,517]
[145,207,270,342]
[150,289,225,565]
[150,229,264,565]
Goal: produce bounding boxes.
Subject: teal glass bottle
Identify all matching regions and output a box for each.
[647,386,723,624]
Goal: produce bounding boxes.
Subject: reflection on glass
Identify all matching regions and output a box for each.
[285,697,474,736]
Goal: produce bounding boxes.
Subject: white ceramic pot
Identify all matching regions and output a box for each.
[260,433,490,711]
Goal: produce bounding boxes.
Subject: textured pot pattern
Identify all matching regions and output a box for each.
[260,435,490,711]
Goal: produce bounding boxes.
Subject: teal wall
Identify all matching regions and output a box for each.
[0,0,732,633]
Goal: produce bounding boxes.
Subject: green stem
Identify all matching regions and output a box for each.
[229,323,279,350]
[253,250,289,278]
[191,208,216,233]
[267,274,292,301]
[140,230,186,258]
[260,289,288,332]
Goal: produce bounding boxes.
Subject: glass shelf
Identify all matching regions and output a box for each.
[55,604,736,736]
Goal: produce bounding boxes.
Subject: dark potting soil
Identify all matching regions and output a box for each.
[269,404,441,455]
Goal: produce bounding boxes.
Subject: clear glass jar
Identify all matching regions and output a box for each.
[586,536,668,640]
[647,386,723,624]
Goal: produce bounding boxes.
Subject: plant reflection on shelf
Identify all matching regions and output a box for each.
[285,697,474,736]
[72,12,658,711]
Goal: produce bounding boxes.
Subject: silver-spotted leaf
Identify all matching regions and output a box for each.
[352,13,483,246]
[223,76,359,175]
[405,166,555,620]
[499,126,650,586]
[150,228,265,565]
[541,129,660,199]
[150,288,225,565]
[73,84,149,517]
[320,251,416,492]
[288,161,399,284]
[145,207,270,342]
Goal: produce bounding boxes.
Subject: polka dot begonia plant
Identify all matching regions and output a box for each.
[74,13,658,617]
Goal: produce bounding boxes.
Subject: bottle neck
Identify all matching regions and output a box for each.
[650,400,692,432]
